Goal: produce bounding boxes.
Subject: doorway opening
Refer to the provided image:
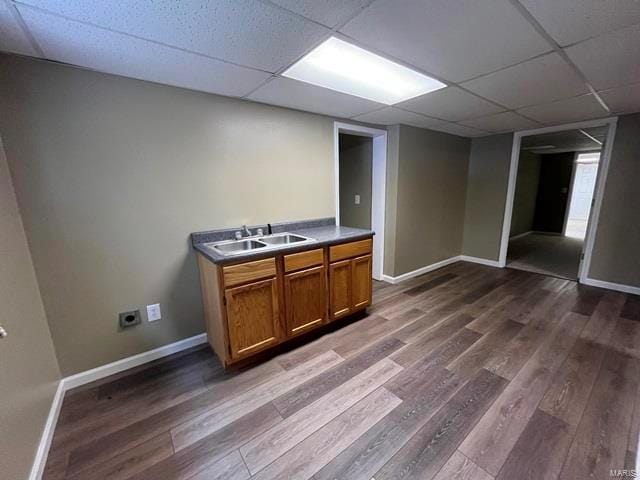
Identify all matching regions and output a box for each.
[334,122,387,280]
[338,133,373,230]
[500,119,617,282]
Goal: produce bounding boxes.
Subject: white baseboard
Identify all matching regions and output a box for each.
[582,277,640,295]
[63,333,207,390]
[28,381,65,480]
[459,255,501,268]
[509,231,532,241]
[382,256,461,284]
[30,332,207,478]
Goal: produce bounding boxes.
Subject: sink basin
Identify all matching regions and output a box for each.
[209,240,267,255]
[205,232,314,256]
[258,233,309,245]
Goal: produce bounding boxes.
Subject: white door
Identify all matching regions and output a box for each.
[565,154,599,239]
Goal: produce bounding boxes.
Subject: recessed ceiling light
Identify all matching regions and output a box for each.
[282,37,446,105]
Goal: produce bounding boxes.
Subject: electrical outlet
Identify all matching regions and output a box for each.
[147,303,162,322]
[355,194,361,205]
[119,310,141,329]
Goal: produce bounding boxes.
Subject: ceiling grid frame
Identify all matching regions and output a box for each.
[1,0,638,135]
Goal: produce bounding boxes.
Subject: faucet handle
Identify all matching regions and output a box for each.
[257,228,264,236]
[234,231,242,240]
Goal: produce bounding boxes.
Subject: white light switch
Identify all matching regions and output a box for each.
[147,303,161,322]
[354,194,361,205]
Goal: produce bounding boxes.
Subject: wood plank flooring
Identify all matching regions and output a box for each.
[44,262,640,480]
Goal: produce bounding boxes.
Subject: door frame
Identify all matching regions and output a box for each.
[334,122,387,281]
[498,117,618,283]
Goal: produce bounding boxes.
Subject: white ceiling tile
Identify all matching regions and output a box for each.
[0,0,39,56]
[517,95,608,125]
[19,8,272,97]
[519,0,640,46]
[19,0,330,72]
[598,82,640,114]
[461,53,588,109]
[268,0,370,28]
[339,0,551,82]
[395,86,504,122]
[426,122,488,138]
[459,112,540,133]
[522,129,606,153]
[565,24,640,90]
[352,107,444,128]
[247,76,385,118]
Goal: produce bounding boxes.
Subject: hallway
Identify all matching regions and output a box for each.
[507,233,583,280]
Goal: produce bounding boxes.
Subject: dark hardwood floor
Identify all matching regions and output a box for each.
[43,262,640,479]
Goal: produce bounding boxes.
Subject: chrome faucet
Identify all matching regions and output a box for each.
[234,225,263,240]
[235,225,252,239]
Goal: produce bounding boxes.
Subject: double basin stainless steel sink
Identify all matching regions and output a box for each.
[206,233,315,256]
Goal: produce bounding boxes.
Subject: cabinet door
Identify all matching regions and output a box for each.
[225,277,280,359]
[329,259,352,320]
[352,254,372,310]
[284,265,327,336]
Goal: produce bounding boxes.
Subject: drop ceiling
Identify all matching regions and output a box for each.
[1,0,639,138]
[521,126,608,154]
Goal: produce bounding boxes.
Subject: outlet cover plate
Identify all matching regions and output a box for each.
[147,303,161,322]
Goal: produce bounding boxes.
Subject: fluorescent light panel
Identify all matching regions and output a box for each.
[283,37,445,105]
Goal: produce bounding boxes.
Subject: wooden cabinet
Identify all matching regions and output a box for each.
[329,259,352,320]
[352,254,373,309]
[197,236,372,367]
[284,265,326,336]
[223,257,276,287]
[329,238,373,262]
[329,254,372,320]
[225,277,280,359]
[284,248,323,273]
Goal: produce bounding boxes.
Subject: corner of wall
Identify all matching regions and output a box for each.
[460,133,514,262]
[383,125,400,277]
[0,135,62,480]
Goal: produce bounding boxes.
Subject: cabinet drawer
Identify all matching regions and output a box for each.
[329,238,372,262]
[284,248,324,273]
[223,257,276,288]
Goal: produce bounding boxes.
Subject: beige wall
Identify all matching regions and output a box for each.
[4,49,638,388]
[510,151,541,237]
[339,136,372,230]
[589,113,640,287]
[0,54,336,375]
[0,138,61,480]
[388,125,470,276]
[462,120,640,288]
[462,134,513,261]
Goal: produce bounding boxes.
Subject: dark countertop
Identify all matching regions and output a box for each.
[194,224,374,265]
